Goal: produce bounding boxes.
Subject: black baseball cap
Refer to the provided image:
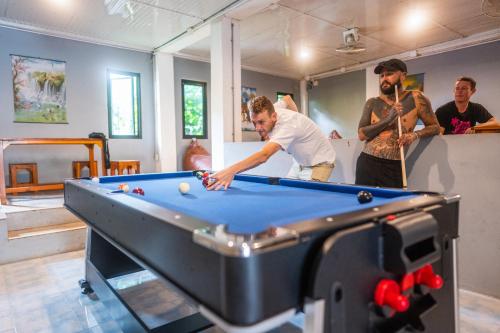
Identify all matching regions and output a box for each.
[374,58,407,74]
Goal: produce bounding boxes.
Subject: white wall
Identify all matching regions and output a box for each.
[308,70,366,139]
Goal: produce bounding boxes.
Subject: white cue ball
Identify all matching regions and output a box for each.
[118,184,129,193]
[91,177,99,183]
[178,182,190,194]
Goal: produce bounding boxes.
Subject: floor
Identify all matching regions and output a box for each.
[0,251,499,333]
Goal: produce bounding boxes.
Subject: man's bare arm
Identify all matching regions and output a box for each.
[415,94,440,138]
[475,117,498,127]
[282,95,299,112]
[208,142,281,190]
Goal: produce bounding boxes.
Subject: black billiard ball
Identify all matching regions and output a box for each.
[357,190,373,203]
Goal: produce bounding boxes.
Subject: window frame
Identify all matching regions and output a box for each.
[107,69,142,139]
[181,79,208,139]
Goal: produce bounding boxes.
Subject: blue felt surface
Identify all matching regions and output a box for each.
[94,173,418,234]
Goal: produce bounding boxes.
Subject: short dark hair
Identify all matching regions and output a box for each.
[457,77,476,90]
[248,96,275,116]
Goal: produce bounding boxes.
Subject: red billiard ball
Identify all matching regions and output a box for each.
[132,187,145,195]
[202,178,209,188]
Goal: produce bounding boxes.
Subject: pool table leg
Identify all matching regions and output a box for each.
[304,298,325,333]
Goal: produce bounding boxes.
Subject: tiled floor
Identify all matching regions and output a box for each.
[0,250,499,333]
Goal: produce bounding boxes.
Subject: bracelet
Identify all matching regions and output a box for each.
[414,132,420,139]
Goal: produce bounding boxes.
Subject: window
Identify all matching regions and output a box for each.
[182,80,207,139]
[107,70,141,139]
[277,92,294,101]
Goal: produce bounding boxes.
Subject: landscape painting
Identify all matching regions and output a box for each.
[11,55,67,123]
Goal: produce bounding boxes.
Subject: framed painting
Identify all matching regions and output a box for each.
[11,55,67,123]
[241,86,257,131]
[403,73,424,92]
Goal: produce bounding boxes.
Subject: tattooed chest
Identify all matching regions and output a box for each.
[363,132,401,160]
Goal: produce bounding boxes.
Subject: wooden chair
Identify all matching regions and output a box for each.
[109,160,140,175]
[72,160,98,179]
[9,163,38,188]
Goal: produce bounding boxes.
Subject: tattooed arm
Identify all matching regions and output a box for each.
[358,98,403,141]
[415,93,440,138]
[398,93,439,146]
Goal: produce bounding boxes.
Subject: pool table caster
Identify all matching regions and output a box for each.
[79,279,93,295]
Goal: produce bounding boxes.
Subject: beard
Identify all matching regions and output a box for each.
[380,79,402,95]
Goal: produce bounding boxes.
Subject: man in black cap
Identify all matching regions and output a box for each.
[355,58,440,188]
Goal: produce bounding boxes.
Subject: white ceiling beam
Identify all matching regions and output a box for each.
[156,24,211,53]
[225,0,277,20]
[0,19,152,52]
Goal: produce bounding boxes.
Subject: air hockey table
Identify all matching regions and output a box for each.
[64,171,460,333]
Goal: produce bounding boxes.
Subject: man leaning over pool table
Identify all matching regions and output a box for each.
[208,95,336,191]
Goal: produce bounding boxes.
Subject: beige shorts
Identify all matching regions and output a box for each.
[311,162,335,182]
[287,161,334,182]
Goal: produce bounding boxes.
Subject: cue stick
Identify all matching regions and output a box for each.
[395,85,408,189]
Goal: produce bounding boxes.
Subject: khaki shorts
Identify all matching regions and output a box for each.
[311,162,335,182]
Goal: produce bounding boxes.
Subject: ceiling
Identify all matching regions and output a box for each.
[1,0,500,79]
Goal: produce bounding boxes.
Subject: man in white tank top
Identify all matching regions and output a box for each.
[208,96,336,190]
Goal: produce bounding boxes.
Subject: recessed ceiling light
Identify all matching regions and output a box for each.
[299,47,311,60]
[405,8,428,31]
[49,0,69,6]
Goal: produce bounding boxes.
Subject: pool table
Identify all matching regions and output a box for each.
[65,171,460,333]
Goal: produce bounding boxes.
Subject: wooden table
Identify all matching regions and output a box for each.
[0,138,106,205]
[474,123,500,133]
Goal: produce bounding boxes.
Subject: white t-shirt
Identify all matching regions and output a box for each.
[269,108,336,166]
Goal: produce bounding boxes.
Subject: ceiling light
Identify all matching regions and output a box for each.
[299,47,311,60]
[49,0,70,6]
[336,28,366,54]
[405,8,428,31]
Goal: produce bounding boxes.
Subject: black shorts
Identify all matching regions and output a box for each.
[355,152,403,188]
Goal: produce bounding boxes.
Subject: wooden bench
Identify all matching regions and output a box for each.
[72,160,99,179]
[109,160,140,175]
[9,163,38,188]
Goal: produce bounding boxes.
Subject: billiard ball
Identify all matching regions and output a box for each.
[202,178,209,188]
[196,172,203,180]
[132,187,145,195]
[91,177,99,183]
[178,182,190,194]
[357,190,373,203]
[118,183,129,193]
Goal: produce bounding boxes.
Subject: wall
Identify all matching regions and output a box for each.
[225,134,500,299]
[308,70,366,139]
[174,57,300,170]
[0,27,155,183]
[405,41,500,118]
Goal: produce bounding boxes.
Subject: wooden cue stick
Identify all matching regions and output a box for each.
[395,85,408,188]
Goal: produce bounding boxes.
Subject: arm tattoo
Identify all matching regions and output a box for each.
[415,93,440,137]
[359,98,398,140]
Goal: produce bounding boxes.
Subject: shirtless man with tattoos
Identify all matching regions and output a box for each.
[355,59,440,188]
